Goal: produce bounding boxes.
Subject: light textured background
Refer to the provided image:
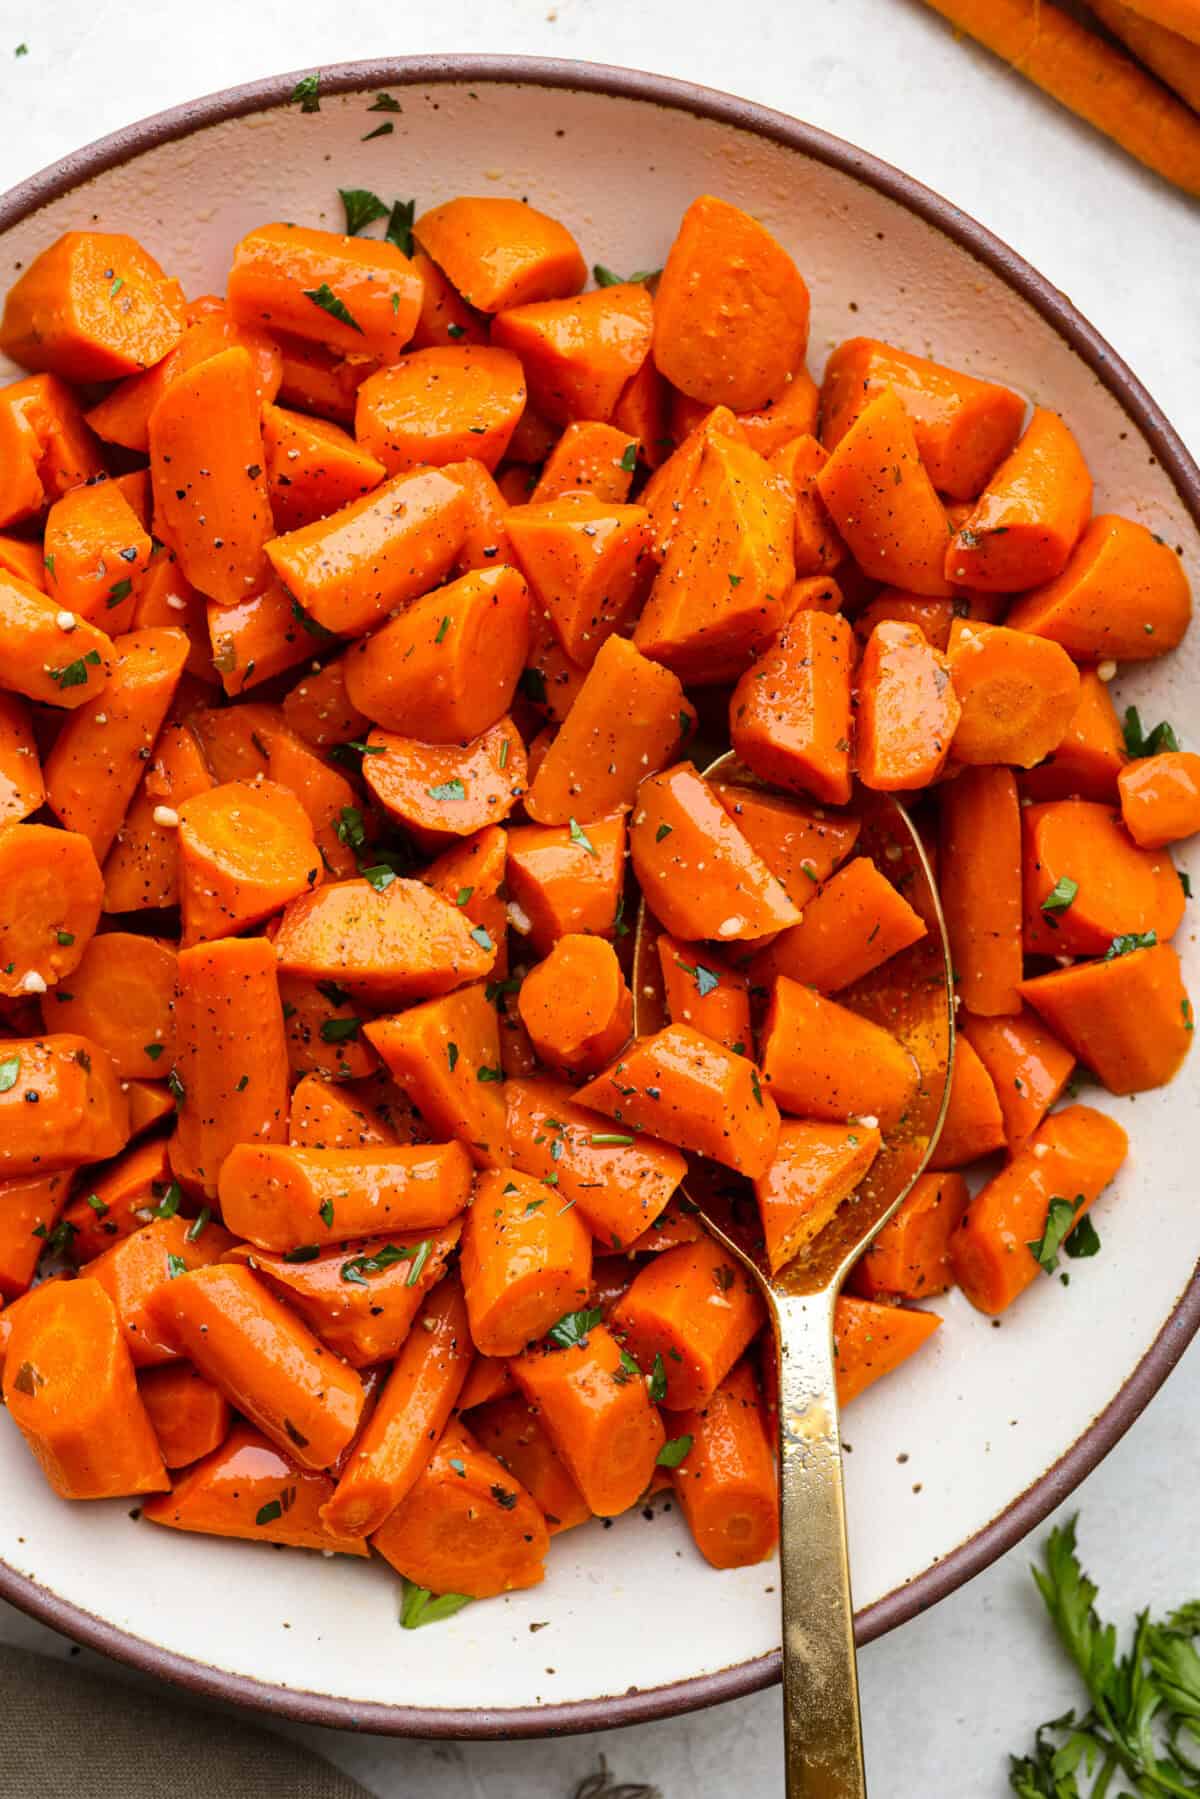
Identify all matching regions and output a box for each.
[1,3,1197,1793]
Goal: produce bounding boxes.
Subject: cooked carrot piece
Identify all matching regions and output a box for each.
[505,812,626,953]
[949,1104,1128,1314]
[264,466,469,637]
[1118,751,1200,848]
[1019,943,1193,1094]
[421,825,510,978]
[1022,671,1128,804]
[851,1172,970,1301]
[185,698,280,783]
[43,628,189,860]
[371,1416,550,1595]
[630,763,800,943]
[177,777,318,944]
[721,370,821,459]
[415,198,586,313]
[207,582,310,700]
[469,1392,591,1535]
[148,348,272,607]
[458,1354,518,1413]
[710,781,861,905]
[60,1136,171,1261]
[750,857,927,994]
[277,975,375,1082]
[0,823,104,999]
[653,196,809,410]
[0,1171,69,1297]
[512,1321,665,1518]
[142,1421,367,1553]
[770,433,847,576]
[0,373,106,524]
[833,1295,941,1404]
[261,402,385,533]
[492,283,653,424]
[462,1167,593,1355]
[366,981,507,1167]
[0,394,45,527]
[356,347,526,474]
[119,1079,176,1138]
[289,1072,398,1151]
[783,575,845,618]
[620,1204,705,1258]
[754,1120,883,1273]
[518,936,632,1076]
[939,766,1023,1016]
[856,620,960,791]
[320,1275,474,1537]
[520,600,589,724]
[44,932,175,1080]
[42,479,151,626]
[362,719,525,844]
[217,1141,473,1251]
[928,1034,1006,1169]
[0,571,116,710]
[3,1279,167,1497]
[641,405,746,556]
[669,1358,778,1569]
[0,692,43,823]
[85,305,282,454]
[0,231,184,382]
[87,1213,237,1369]
[613,1232,765,1411]
[820,338,1026,500]
[576,1023,781,1179]
[281,656,369,749]
[505,496,653,667]
[505,1077,685,1250]
[263,727,360,880]
[0,1032,128,1180]
[129,548,214,687]
[102,720,213,911]
[656,934,751,1053]
[1022,798,1185,957]
[816,389,954,598]
[227,1221,461,1367]
[408,250,489,350]
[441,457,514,573]
[729,611,855,805]
[945,408,1092,591]
[272,330,373,422]
[1005,515,1191,659]
[760,976,919,1131]
[853,591,956,654]
[946,619,1080,768]
[138,1362,231,1469]
[532,420,639,503]
[961,1007,1075,1148]
[0,534,47,590]
[635,432,794,684]
[227,222,421,361]
[274,875,494,1004]
[344,565,530,742]
[169,937,289,1197]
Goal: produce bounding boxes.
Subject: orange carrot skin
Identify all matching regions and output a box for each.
[750,857,927,995]
[0,1171,70,1297]
[753,1120,883,1274]
[45,932,175,1080]
[939,766,1023,1016]
[0,571,116,711]
[851,1171,970,1301]
[833,1295,941,1405]
[961,1007,1075,1147]
[0,1035,129,1177]
[365,980,508,1169]
[518,935,633,1076]
[1021,672,1128,804]
[414,197,587,313]
[856,620,960,791]
[950,1105,1128,1315]
[142,1421,367,1554]
[289,1073,399,1150]
[505,495,654,667]
[227,222,421,361]
[505,812,627,953]
[0,231,185,382]
[86,305,283,455]
[355,346,527,474]
[217,1141,474,1251]
[3,1279,167,1498]
[1019,943,1194,1095]
[42,478,151,625]
[656,934,751,1053]
[927,1034,1006,1169]
[469,1392,591,1534]
[273,875,495,1005]
[321,1275,475,1537]
[532,419,639,503]
[138,1362,230,1468]
[1006,515,1191,661]
[207,579,312,699]
[612,1234,765,1412]
[729,610,856,806]
[816,388,954,598]
[262,402,385,532]
[1118,752,1200,848]
[87,1213,237,1369]
[0,822,104,997]
[945,408,1092,592]
[1021,799,1186,958]
[362,719,527,844]
[461,1168,594,1356]
[409,251,490,350]
[711,781,861,905]
[669,1358,779,1569]
[760,977,919,1133]
[491,284,653,425]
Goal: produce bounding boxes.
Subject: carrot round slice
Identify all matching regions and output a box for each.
[356,346,526,473]
[0,822,103,998]
[0,1033,129,1178]
[362,719,526,842]
[178,777,318,945]
[517,935,633,1076]
[43,931,175,1079]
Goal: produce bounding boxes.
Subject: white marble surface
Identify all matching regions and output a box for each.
[1,3,1197,1793]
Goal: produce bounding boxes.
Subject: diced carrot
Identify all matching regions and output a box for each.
[730,610,855,805]
[289,1071,398,1150]
[42,479,151,626]
[177,778,318,944]
[513,1321,665,1517]
[217,1141,474,1251]
[263,726,360,880]
[422,825,510,980]
[277,975,375,1082]
[87,1213,236,1368]
[816,389,954,598]
[669,1358,778,1569]
[492,284,653,424]
[281,656,370,749]
[362,719,526,844]
[462,1167,593,1355]
[0,823,104,998]
[946,620,1080,768]
[613,1233,765,1411]
[1022,671,1128,804]
[131,548,215,688]
[731,369,822,458]
[0,692,43,822]
[770,433,846,576]
[274,875,495,1004]
[0,571,116,710]
[1005,515,1191,660]
[356,347,526,474]
[833,1295,941,1404]
[853,591,957,653]
[641,405,745,557]
[928,1034,1006,1168]
[532,421,638,502]
[710,782,860,906]
[227,222,421,361]
[620,1202,705,1257]
[1022,798,1185,957]
[0,230,185,381]
[408,251,490,350]
[43,932,175,1080]
[656,934,751,1053]
[85,305,282,454]
[0,1033,128,1178]
[851,1172,970,1301]
[759,975,919,1131]
[518,935,632,1076]
[939,766,1023,1016]
[138,1362,231,1469]
[273,332,373,423]
[61,1137,172,1262]
[0,373,105,525]
[470,1392,591,1534]
[856,620,960,790]
[414,197,586,313]
[1019,943,1193,1094]
[1118,751,1200,848]
[458,1354,517,1413]
[612,353,670,469]
[102,720,213,911]
[505,496,653,666]
[945,408,1092,592]
[961,1007,1075,1147]
[0,1171,70,1297]
[443,457,514,572]
[750,857,926,994]
[366,980,507,1167]
[754,1121,883,1273]
[262,402,385,533]
[505,813,627,953]
[0,534,47,590]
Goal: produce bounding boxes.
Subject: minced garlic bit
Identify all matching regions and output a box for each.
[506,899,534,935]
[1096,659,1118,682]
[166,594,189,612]
[55,610,77,631]
[20,970,47,995]
[152,805,180,828]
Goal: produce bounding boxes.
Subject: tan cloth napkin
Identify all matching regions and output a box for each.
[0,1644,374,1798]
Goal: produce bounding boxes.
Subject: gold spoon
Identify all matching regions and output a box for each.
[632,753,955,1799]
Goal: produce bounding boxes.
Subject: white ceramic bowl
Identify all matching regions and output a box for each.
[1,55,1197,1738]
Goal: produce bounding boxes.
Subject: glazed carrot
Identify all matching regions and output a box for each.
[289,1071,398,1150]
[851,1172,970,1301]
[273,332,372,422]
[532,420,638,502]
[520,600,589,723]
[227,221,421,360]
[101,720,213,911]
[783,576,845,619]
[442,457,514,572]
[507,405,559,463]
[576,1023,781,1179]
[750,856,927,995]
[169,937,289,1197]
[949,1104,1129,1315]
[945,407,1092,591]
[177,778,318,945]
[1019,943,1193,1094]
[277,975,375,1081]
[142,1421,367,1553]
[820,338,1025,500]
[833,1295,941,1405]
[856,620,960,791]
[363,719,526,844]
[0,824,105,999]
[261,402,385,533]
[282,656,370,749]
[85,306,282,454]
[0,231,184,381]
[620,1203,705,1257]
[505,496,653,666]
[630,763,800,943]
[754,1121,883,1274]
[1005,515,1191,660]
[469,1392,591,1534]
[0,1171,69,1297]
[87,1213,237,1368]
[408,251,489,350]
[42,479,151,626]
[366,980,507,1167]
[759,976,920,1132]
[0,393,44,527]
[725,369,821,459]
[130,549,214,688]
[1021,671,1128,804]
[148,348,272,607]
[185,698,280,783]
[1118,751,1200,848]
[461,1168,593,1355]
[769,433,846,576]
[1022,798,1185,957]
[118,1086,179,1139]
[356,347,526,474]
[1087,0,1200,107]
[505,1077,686,1250]
[961,1006,1075,1147]
[422,825,510,980]
[939,766,1023,1016]
[344,565,530,741]
[0,572,116,710]
[512,1321,665,1517]
[816,388,953,597]
[414,197,586,312]
[653,196,809,410]
[146,1262,364,1470]
[636,432,794,684]
[0,373,106,523]
[946,620,1080,768]
[0,535,46,590]
[60,1136,172,1261]
[458,1354,518,1412]
[853,592,956,654]
[641,404,745,557]
[729,611,855,805]
[2,1279,167,1497]
[927,1034,1006,1169]
[518,936,632,1076]
[43,628,189,860]
[263,727,361,880]
[45,932,175,1079]
[505,812,627,953]
[217,1141,474,1251]
[227,1221,461,1367]
[0,692,42,822]
[612,1233,765,1411]
[669,1358,778,1569]
[0,1033,129,1178]
[138,1362,231,1469]
[656,934,751,1053]
[371,1416,550,1595]
[274,875,495,1003]
[915,0,1200,198]
[710,782,861,904]
[491,283,653,424]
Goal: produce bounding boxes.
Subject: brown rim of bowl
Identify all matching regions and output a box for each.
[1,51,1199,1741]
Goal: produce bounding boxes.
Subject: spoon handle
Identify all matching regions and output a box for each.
[774,1289,866,1799]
